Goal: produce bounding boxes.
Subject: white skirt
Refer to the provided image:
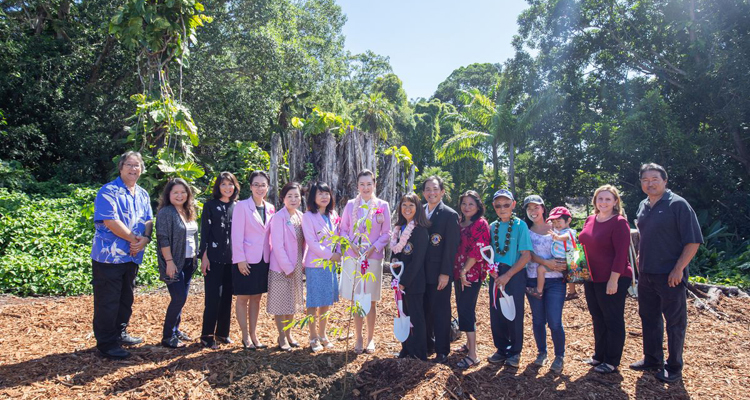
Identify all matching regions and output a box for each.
[339,257,383,302]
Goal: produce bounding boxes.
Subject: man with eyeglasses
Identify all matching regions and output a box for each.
[90,151,153,359]
[421,176,460,363]
[486,189,532,367]
[630,163,703,383]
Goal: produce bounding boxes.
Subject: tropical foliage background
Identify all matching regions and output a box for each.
[1,0,748,295]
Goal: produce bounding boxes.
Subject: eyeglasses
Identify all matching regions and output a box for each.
[123,163,141,170]
[493,203,513,209]
[252,183,268,189]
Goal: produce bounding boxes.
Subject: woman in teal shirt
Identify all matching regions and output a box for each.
[486,189,533,368]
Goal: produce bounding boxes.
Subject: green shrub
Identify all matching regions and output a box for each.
[0,185,160,296]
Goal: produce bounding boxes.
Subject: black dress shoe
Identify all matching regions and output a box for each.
[656,368,682,383]
[162,337,186,348]
[119,332,143,346]
[395,351,408,359]
[215,336,233,344]
[433,354,449,364]
[99,347,131,360]
[629,359,662,372]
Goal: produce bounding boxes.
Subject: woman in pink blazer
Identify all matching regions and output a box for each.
[231,171,275,350]
[302,181,341,352]
[267,182,307,351]
[339,169,391,354]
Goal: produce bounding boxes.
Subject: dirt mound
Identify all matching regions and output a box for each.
[1,280,748,399]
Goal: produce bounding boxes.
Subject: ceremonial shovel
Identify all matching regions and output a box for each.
[479,244,516,321]
[354,255,372,316]
[389,261,410,342]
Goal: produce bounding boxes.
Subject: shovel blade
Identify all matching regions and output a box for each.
[499,294,516,321]
[355,293,372,316]
[394,317,411,342]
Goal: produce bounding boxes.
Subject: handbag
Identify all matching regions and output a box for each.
[627,230,639,298]
[566,233,591,283]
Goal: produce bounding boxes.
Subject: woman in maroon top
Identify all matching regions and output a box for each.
[578,184,633,374]
[452,190,490,369]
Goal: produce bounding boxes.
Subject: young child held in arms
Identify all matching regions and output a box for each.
[527,206,576,299]
[550,207,578,299]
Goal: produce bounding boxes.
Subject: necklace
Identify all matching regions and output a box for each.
[493,216,515,256]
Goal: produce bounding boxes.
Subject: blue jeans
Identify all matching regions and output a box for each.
[163,258,195,339]
[526,277,566,357]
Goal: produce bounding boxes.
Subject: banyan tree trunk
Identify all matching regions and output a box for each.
[336,127,377,210]
[312,129,338,196]
[281,127,401,215]
[287,129,309,184]
[268,132,282,207]
[377,152,399,213]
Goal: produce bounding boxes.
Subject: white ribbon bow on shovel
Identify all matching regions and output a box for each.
[478,243,516,321]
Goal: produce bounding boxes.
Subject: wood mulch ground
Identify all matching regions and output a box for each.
[1,277,748,400]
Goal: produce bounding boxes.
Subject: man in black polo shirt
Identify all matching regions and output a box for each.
[422,176,460,363]
[630,163,703,383]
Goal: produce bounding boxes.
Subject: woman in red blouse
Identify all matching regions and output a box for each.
[453,190,490,369]
[578,185,633,374]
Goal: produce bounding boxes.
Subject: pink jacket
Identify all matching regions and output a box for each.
[302,210,340,269]
[269,207,307,275]
[340,197,391,260]
[231,199,275,265]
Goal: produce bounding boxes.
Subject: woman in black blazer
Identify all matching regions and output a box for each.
[390,192,431,360]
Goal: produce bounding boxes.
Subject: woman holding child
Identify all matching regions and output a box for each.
[522,195,568,373]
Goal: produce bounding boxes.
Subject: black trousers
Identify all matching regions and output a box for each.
[92,260,138,351]
[201,262,233,338]
[637,273,687,373]
[401,292,427,360]
[583,277,630,366]
[488,265,526,356]
[457,280,482,332]
[423,280,452,355]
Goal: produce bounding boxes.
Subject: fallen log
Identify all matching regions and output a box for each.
[688,282,749,298]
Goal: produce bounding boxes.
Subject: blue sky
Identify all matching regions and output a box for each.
[337,0,531,100]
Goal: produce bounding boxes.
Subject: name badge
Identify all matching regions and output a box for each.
[430,233,442,246]
[376,213,385,224]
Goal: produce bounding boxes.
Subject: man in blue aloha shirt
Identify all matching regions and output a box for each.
[91,151,153,359]
[486,189,533,368]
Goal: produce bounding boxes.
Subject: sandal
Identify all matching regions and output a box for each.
[365,340,376,354]
[319,336,334,349]
[594,363,618,374]
[457,356,480,369]
[583,357,602,366]
[310,338,323,352]
[455,344,469,353]
[566,292,579,301]
[175,330,192,342]
[526,287,543,299]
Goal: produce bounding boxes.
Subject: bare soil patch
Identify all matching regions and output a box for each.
[1,278,748,399]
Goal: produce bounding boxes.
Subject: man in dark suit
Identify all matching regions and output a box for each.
[421,176,460,363]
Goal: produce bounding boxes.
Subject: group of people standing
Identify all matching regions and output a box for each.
[90,151,701,385]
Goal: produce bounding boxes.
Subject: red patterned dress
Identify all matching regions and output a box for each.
[453,218,491,282]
